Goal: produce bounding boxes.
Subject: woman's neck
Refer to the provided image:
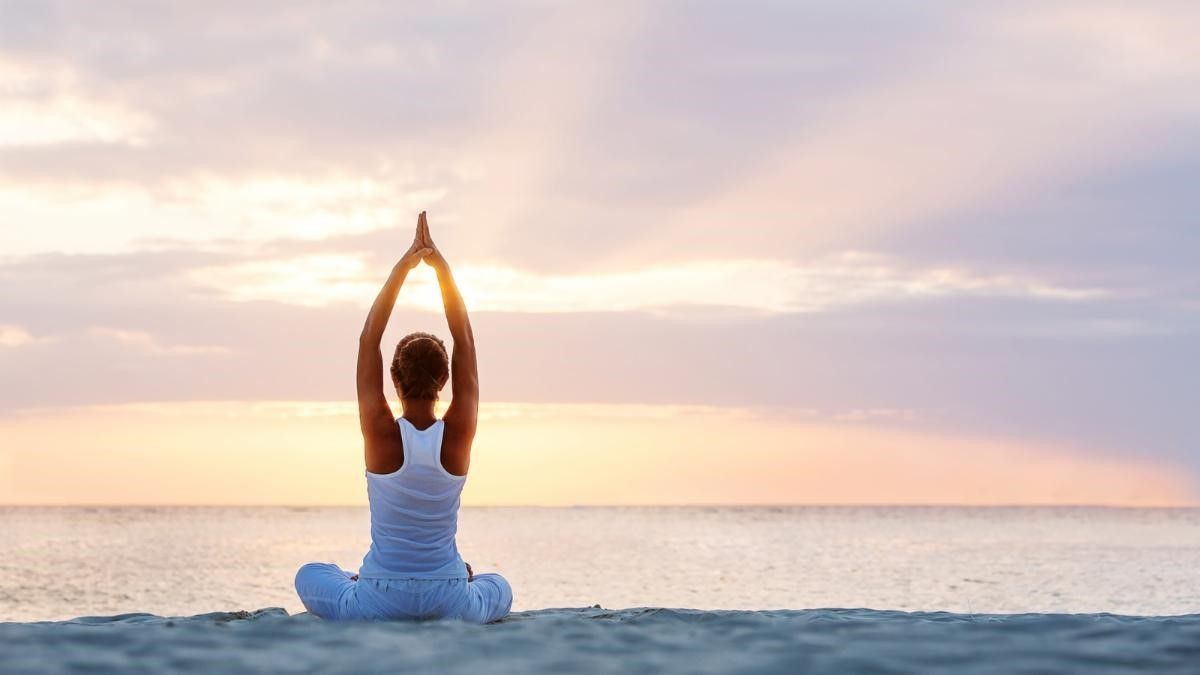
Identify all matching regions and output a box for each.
[400,399,437,428]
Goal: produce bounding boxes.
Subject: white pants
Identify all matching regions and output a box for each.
[294,563,513,624]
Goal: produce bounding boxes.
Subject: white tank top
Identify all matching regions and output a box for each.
[358,417,469,579]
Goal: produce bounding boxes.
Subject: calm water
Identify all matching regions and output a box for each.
[2,506,1198,622]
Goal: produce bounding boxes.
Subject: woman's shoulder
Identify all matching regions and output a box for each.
[438,414,472,477]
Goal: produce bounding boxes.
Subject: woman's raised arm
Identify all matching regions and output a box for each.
[419,215,479,466]
[357,215,430,470]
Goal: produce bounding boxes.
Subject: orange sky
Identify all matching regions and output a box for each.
[1,402,1192,506]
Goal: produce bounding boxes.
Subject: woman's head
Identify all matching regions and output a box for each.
[391,332,450,401]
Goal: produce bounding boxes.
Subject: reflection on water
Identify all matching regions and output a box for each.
[2,506,1198,621]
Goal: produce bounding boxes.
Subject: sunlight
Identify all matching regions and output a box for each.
[188,253,1106,314]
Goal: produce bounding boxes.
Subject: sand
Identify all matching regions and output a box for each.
[4,606,1199,674]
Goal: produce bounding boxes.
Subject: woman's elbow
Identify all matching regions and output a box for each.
[359,325,383,346]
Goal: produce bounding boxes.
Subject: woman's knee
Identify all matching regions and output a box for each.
[293,562,354,617]
[295,563,358,620]
[471,573,513,622]
[294,562,336,592]
[489,574,514,608]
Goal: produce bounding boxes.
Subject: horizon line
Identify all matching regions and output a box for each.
[2,502,1197,509]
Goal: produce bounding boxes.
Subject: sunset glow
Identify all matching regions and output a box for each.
[1,2,1197,506]
[1,402,1191,506]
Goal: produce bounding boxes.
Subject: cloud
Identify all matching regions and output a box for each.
[0,324,53,348]
[186,251,1106,313]
[622,4,1200,268]
[0,57,155,147]
[1002,4,1200,79]
[831,408,918,424]
[0,96,152,148]
[1,241,1196,477]
[0,173,449,256]
[0,1,1194,273]
[87,326,231,356]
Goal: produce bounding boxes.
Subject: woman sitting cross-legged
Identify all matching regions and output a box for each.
[294,211,512,623]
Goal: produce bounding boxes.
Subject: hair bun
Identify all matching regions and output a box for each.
[391,332,450,401]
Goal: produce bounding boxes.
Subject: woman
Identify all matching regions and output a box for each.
[294,212,512,623]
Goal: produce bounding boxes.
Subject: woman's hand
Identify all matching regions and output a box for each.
[416,211,449,271]
[398,212,433,271]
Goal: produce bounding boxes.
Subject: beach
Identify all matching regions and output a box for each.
[5,606,1200,674]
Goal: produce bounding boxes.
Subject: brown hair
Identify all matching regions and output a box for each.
[391,332,450,400]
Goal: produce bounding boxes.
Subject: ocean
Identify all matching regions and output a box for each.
[3,505,1198,622]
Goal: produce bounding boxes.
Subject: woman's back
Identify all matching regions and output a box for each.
[295,212,509,623]
[359,418,468,580]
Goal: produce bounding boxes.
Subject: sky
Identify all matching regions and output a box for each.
[1,1,1197,505]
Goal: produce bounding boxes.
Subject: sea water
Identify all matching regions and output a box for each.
[2,506,1198,622]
